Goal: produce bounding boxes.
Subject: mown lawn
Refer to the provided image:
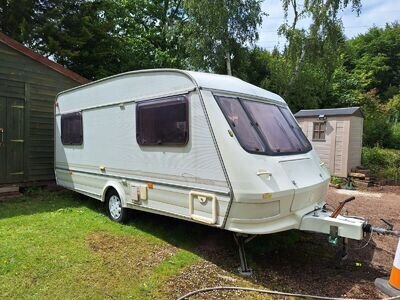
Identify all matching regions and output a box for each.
[0,189,387,299]
[0,191,203,299]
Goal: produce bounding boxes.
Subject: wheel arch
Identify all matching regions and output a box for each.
[102,181,127,206]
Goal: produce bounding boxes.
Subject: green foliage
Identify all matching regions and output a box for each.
[274,0,361,111]
[346,24,400,100]
[1,0,189,80]
[330,176,344,185]
[359,90,391,147]
[184,0,264,74]
[389,123,400,149]
[362,147,400,183]
[0,0,36,42]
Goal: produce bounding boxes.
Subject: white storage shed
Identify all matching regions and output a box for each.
[295,107,364,178]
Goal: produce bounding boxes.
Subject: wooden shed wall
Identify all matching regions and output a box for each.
[0,42,81,183]
[297,116,352,177]
[348,116,363,172]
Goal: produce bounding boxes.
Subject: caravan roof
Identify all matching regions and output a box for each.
[57,69,284,104]
[184,70,284,103]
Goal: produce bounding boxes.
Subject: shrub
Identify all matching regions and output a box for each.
[361,147,400,184]
[389,123,400,149]
[363,116,392,147]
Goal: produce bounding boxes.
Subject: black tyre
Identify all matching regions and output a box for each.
[106,189,128,223]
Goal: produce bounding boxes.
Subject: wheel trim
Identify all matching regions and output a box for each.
[109,195,122,220]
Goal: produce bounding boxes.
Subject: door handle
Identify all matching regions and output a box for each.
[256,170,272,177]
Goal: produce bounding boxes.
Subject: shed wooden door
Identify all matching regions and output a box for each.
[0,97,25,183]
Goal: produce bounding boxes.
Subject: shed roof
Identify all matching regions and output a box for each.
[294,107,363,118]
[0,32,89,85]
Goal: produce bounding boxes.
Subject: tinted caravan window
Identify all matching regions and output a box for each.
[216,96,265,152]
[61,112,83,145]
[215,95,311,155]
[242,100,311,154]
[136,95,189,145]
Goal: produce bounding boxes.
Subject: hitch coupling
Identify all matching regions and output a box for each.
[363,223,400,237]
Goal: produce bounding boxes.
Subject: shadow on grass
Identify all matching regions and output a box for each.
[0,190,387,298]
[0,190,91,219]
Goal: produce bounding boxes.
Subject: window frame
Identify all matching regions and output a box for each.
[214,94,312,156]
[312,121,326,141]
[136,94,189,146]
[61,112,83,146]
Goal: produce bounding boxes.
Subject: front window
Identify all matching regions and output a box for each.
[215,96,311,155]
[216,96,266,152]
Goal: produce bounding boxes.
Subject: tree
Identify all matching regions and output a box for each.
[275,0,361,110]
[344,23,400,100]
[1,0,189,80]
[0,0,37,42]
[184,0,264,75]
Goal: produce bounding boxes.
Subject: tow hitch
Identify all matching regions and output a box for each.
[363,219,400,237]
[234,196,399,276]
[330,196,356,218]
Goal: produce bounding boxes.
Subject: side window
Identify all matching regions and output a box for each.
[312,122,326,141]
[61,112,83,145]
[136,95,189,146]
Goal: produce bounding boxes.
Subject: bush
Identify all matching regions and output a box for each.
[389,123,400,149]
[363,116,392,147]
[361,147,400,184]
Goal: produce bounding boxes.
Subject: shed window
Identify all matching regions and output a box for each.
[136,95,188,145]
[61,112,83,145]
[313,122,326,141]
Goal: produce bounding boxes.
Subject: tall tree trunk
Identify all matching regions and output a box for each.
[226,50,232,75]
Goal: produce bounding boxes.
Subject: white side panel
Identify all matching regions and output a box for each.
[55,90,229,226]
[56,92,227,188]
[56,169,230,226]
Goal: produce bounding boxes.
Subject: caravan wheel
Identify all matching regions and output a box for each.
[106,189,128,223]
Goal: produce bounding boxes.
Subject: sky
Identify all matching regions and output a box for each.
[257,0,400,50]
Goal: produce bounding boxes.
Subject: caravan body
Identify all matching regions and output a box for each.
[55,69,364,240]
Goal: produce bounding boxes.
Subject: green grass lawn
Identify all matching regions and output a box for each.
[0,191,203,299]
[0,190,376,299]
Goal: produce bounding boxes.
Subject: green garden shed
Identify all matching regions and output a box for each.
[0,32,89,187]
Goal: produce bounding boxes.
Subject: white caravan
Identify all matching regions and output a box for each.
[55,69,369,272]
